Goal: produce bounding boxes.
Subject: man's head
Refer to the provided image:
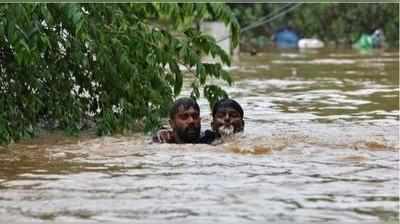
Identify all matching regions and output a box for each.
[169,97,201,143]
[211,98,244,137]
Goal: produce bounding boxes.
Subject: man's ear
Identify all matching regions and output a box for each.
[241,120,245,131]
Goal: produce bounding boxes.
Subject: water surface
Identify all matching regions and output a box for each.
[0,48,398,223]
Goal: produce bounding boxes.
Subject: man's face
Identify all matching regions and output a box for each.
[170,106,201,143]
[212,107,244,137]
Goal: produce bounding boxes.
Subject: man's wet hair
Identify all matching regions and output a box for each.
[212,98,244,118]
[169,97,200,120]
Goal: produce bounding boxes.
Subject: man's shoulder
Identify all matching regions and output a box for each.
[199,130,218,144]
[153,129,218,144]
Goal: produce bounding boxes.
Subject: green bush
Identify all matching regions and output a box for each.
[0,3,239,144]
[230,3,399,48]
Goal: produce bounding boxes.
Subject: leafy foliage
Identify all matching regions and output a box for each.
[229,3,399,48]
[0,3,239,144]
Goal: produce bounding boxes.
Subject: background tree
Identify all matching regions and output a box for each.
[229,3,399,49]
[0,3,239,144]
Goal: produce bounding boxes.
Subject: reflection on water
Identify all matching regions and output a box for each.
[0,49,399,223]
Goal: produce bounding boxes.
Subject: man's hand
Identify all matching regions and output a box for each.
[153,129,175,143]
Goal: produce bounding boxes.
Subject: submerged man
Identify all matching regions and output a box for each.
[153,97,201,143]
[153,98,244,144]
[201,98,245,144]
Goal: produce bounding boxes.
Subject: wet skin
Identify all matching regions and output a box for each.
[169,106,201,143]
[212,107,244,136]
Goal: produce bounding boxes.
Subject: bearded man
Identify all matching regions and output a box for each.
[153,97,201,144]
[200,98,245,144]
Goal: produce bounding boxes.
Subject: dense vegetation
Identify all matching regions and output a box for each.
[0,3,239,144]
[229,3,399,50]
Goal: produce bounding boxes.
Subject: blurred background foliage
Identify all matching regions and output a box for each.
[229,3,399,51]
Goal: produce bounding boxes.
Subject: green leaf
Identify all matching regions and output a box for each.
[169,62,182,96]
[190,81,200,99]
[221,70,233,85]
[196,63,206,84]
[203,84,228,110]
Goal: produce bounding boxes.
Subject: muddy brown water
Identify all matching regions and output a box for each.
[0,48,398,223]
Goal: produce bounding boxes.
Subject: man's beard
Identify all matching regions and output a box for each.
[218,125,234,137]
[176,126,200,143]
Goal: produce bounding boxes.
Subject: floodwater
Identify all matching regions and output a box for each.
[0,48,399,223]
